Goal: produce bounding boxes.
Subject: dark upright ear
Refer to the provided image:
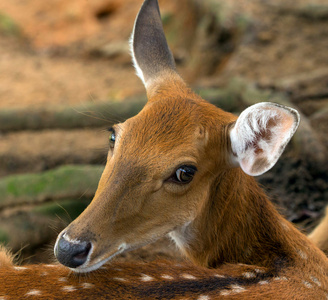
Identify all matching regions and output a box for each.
[130,0,177,88]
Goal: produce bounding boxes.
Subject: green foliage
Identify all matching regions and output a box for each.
[0,165,104,208]
[0,12,21,36]
[161,12,173,25]
[0,230,9,245]
[0,164,101,250]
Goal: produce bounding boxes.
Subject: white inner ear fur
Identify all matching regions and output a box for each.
[230,102,300,176]
[129,29,146,87]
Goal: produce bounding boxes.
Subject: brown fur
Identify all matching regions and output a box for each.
[309,205,328,255]
[0,245,13,267]
[1,79,325,299]
[1,0,328,297]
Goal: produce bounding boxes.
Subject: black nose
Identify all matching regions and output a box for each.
[55,235,92,268]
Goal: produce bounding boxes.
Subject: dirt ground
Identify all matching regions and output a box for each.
[0,0,328,263]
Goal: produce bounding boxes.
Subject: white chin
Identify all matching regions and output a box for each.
[71,246,127,273]
[70,256,111,273]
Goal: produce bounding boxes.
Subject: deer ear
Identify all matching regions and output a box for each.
[229,102,300,176]
[130,0,176,88]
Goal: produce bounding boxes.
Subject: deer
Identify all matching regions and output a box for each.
[1,0,328,298]
[309,206,328,255]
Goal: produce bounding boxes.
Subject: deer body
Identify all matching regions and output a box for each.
[309,206,328,255]
[1,255,327,299]
[1,0,328,298]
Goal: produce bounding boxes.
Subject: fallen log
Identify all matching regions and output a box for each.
[0,98,146,133]
[0,129,107,178]
[274,67,328,91]
[0,198,90,253]
[0,80,273,133]
[0,165,103,209]
[267,3,328,20]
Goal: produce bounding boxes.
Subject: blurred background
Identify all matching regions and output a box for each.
[0,0,327,264]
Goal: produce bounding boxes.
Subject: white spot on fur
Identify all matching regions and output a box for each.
[62,286,76,292]
[310,276,321,287]
[303,281,313,288]
[0,296,7,300]
[274,276,288,281]
[113,277,126,282]
[280,221,290,231]
[162,274,174,280]
[81,283,94,289]
[182,274,196,280]
[198,295,210,300]
[220,285,246,296]
[243,272,256,279]
[230,284,246,294]
[141,274,154,282]
[214,274,225,278]
[45,264,56,268]
[58,277,68,282]
[259,280,269,285]
[255,268,265,274]
[40,271,48,276]
[297,249,308,260]
[14,266,28,271]
[220,290,231,296]
[25,290,41,296]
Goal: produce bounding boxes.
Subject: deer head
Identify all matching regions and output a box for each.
[54,0,299,273]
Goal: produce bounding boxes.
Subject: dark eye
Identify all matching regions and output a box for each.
[169,165,197,184]
[108,127,116,148]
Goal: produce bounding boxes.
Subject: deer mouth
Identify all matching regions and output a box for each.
[72,243,128,273]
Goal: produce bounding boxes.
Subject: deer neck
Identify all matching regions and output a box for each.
[169,168,327,272]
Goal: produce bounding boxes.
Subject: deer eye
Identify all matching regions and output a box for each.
[108,127,116,148]
[169,165,197,184]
